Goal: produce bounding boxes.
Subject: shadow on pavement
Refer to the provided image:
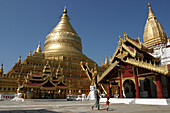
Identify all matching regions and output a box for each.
[0,109,61,113]
[100,108,116,111]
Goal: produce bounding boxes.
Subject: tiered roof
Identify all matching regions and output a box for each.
[20,62,66,90]
[98,33,169,83]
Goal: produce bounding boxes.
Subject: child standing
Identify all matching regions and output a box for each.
[106,97,110,111]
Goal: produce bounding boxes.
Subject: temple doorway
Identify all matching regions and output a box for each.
[140,78,157,98]
[123,80,135,98]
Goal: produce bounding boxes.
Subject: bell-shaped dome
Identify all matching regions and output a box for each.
[143,3,168,48]
[44,6,82,58]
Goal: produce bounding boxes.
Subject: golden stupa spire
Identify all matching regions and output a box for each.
[63,5,67,14]
[49,5,77,34]
[143,2,168,47]
[148,2,156,20]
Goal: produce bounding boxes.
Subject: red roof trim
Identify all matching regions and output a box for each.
[58,86,67,87]
[26,83,41,86]
[43,86,55,88]
[33,73,43,76]
[127,46,134,52]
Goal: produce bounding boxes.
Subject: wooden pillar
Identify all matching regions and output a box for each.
[107,81,111,98]
[155,76,164,98]
[134,74,140,98]
[119,71,123,98]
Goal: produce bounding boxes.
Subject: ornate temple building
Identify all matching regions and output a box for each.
[1,3,170,99]
[18,62,67,99]
[143,3,170,67]
[82,3,170,98]
[0,6,105,99]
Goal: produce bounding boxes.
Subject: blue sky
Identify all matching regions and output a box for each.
[0,0,170,73]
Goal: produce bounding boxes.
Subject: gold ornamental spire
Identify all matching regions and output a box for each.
[33,41,44,57]
[35,41,42,53]
[17,56,21,64]
[43,60,51,74]
[143,3,168,48]
[56,63,63,78]
[0,63,3,74]
[63,5,67,14]
[29,50,32,56]
[105,56,109,65]
[167,38,170,46]
[148,2,156,20]
[50,6,77,34]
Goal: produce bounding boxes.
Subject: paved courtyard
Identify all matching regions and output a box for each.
[0,99,170,113]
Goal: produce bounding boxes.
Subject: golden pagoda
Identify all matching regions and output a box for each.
[143,3,168,48]
[44,6,83,58]
[0,6,105,99]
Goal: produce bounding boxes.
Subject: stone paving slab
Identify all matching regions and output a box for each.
[0,100,170,113]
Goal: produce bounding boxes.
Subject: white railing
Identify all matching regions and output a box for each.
[0,93,15,99]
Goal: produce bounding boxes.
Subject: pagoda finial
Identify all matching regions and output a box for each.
[38,41,41,48]
[124,32,128,40]
[17,56,21,64]
[137,37,140,41]
[105,56,109,65]
[29,50,32,56]
[0,63,3,74]
[63,5,67,14]
[124,32,127,37]
[167,37,170,45]
[119,35,122,41]
[119,35,122,45]
[35,41,42,53]
[148,2,156,20]
[148,2,151,7]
